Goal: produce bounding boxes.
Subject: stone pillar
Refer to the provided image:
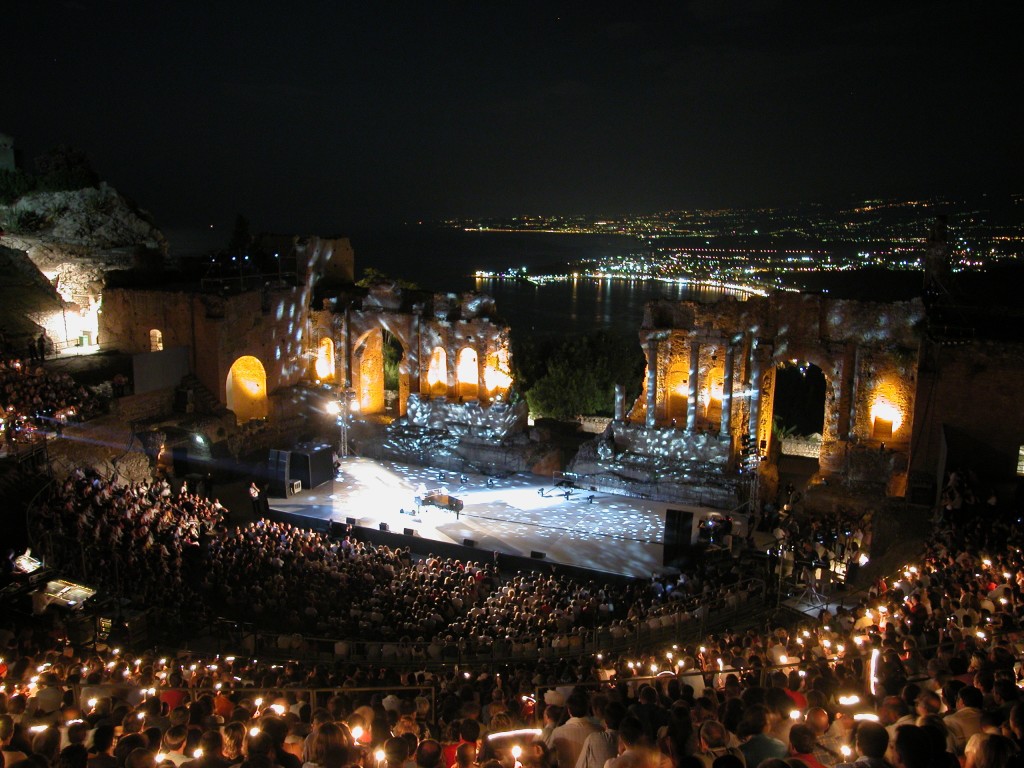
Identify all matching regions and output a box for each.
[847,346,860,440]
[748,342,761,438]
[645,336,658,428]
[477,345,487,402]
[614,383,625,422]
[343,308,352,388]
[685,338,700,432]
[720,343,734,436]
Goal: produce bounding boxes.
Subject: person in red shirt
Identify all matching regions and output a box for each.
[789,724,830,768]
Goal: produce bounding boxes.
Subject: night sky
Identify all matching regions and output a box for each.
[4,2,1019,234]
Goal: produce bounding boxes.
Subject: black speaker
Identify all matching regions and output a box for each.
[268,449,291,497]
[289,445,333,490]
[664,508,694,566]
[379,522,389,532]
[463,538,476,547]
[403,528,415,536]
[531,550,546,559]
[346,517,356,526]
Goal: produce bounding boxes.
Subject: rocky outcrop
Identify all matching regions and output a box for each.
[0,184,167,328]
[1,184,165,252]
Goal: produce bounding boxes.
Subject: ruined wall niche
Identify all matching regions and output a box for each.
[226,355,268,423]
[426,346,448,397]
[315,336,335,382]
[457,347,479,400]
[149,329,163,352]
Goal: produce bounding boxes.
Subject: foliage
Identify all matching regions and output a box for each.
[383,331,402,390]
[772,415,799,440]
[515,329,645,421]
[33,145,99,192]
[0,168,35,204]
[356,267,419,290]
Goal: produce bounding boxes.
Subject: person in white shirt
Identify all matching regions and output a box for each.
[553,693,601,768]
[575,702,626,768]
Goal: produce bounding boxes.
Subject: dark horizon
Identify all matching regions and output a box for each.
[4,2,1020,236]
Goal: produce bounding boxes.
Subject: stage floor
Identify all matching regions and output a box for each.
[267,457,714,578]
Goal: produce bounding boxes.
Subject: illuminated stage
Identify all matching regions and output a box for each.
[267,457,723,577]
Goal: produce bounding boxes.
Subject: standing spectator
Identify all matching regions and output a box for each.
[551,694,600,768]
[574,701,625,768]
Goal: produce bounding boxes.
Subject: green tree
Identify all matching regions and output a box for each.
[520,330,644,420]
[356,267,419,290]
[383,331,402,391]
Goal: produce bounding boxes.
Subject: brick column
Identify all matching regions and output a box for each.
[720,343,734,436]
[748,342,762,438]
[685,339,700,432]
[645,336,658,428]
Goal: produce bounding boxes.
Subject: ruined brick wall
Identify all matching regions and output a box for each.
[102,283,314,410]
[911,340,1024,483]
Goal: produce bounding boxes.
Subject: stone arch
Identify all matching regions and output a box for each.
[225,355,268,424]
[352,328,412,415]
[484,349,513,399]
[765,346,836,469]
[149,329,163,352]
[426,346,448,398]
[315,336,336,382]
[456,347,479,400]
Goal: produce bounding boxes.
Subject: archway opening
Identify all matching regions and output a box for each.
[353,329,407,415]
[149,329,163,352]
[484,350,513,399]
[771,360,827,486]
[426,347,447,397]
[456,347,479,400]
[226,355,269,424]
[315,337,335,382]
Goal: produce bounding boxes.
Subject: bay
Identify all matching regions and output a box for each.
[350,227,748,339]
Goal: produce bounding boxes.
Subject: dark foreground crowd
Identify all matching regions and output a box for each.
[0,476,1023,768]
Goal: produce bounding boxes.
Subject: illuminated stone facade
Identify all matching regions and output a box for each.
[311,283,523,444]
[596,293,925,499]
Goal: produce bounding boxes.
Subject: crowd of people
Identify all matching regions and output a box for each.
[1,356,103,448]
[34,470,226,629]
[0,467,1022,767]
[38,474,766,658]
[3,345,1022,766]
